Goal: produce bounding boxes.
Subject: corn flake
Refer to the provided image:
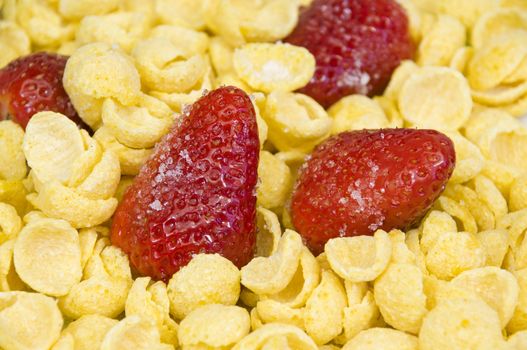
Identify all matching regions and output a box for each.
[256,207,282,258]
[326,230,392,282]
[101,315,174,350]
[232,323,317,350]
[167,253,240,320]
[0,239,25,292]
[179,304,250,349]
[0,291,63,350]
[328,95,389,134]
[233,43,315,93]
[0,21,30,68]
[53,314,118,350]
[417,15,466,67]
[342,328,418,350]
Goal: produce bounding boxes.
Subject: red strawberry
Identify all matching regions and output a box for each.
[0,52,87,130]
[285,0,415,108]
[291,129,455,255]
[111,86,260,282]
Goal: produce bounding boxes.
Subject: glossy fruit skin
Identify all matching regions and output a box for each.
[291,129,455,255]
[111,86,260,282]
[0,52,86,130]
[286,0,415,108]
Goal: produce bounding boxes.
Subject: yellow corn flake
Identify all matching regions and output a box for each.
[13,218,81,297]
[250,307,264,331]
[0,291,63,350]
[508,268,527,334]
[100,315,174,350]
[373,263,427,334]
[398,66,472,130]
[405,229,428,276]
[0,20,30,69]
[101,96,173,149]
[328,95,389,134]
[268,247,320,308]
[58,0,120,20]
[419,210,457,255]
[0,239,25,292]
[509,330,527,350]
[257,151,292,211]
[241,229,302,295]
[0,202,22,244]
[443,132,484,184]
[59,239,132,319]
[417,15,466,67]
[425,231,485,281]
[63,42,142,130]
[54,314,118,350]
[256,207,282,258]
[167,253,240,320]
[132,35,209,94]
[443,184,494,231]
[342,328,418,350]
[205,0,299,46]
[155,0,207,30]
[419,298,505,350]
[303,269,346,344]
[0,180,29,216]
[263,91,332,153]
[435,196,477,234]
[383,60,419,101]
[450,267,519,328]
[233,43,315,93]
[373,96,404,128]
[232,323,318,350]
[125,277,178,346]
[449,46,474,73]
[340,284,380,342]
[23,112,85,184]
[474,175,508,221]
[471,7,527,49]
[477,229,510,267]
[94,126,153,176]
[510,175,527,211]
[256,299,304,329]
[179,304,250,349]
[468,31,527,91]
[436,0,500,29]
[326,230,392,283]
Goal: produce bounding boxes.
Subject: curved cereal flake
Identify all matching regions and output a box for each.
[341,285,380,342]
[419,298,505,350]
[326,230,392,283]
[268,247,320,308]
[256,299,304,329]
[383,60,419,100]
[58,0,120,19]
[155,0,207,30]
[0,121,27,181]
[0,239,25,292]
[510,175,527,211]
[101,315,174,350]
[342,328,418,350]
[443,184,495,231]
[262,91,332,153]
[125,277,178,346]
[443,132,484,184]
[373,263,427,334]
[471,8,527,49]
[241,229,303,295]
[0,21,30,68]
[304,269,347,345]
[167,254,240,320]
[419,210,457,255]
[425,231,485,281]
[328,95,389,134]
[468,31,527,91]
[508,268,527,334]
[417,15,466,67]
[179,304,250,348]
[63,42,142,129]
[23,112,85,184]
[232,323,317,350]
[257,152,293,211]
[435,0,500,29]
[451,267,519,328]
[0,203,22,244]
[435,196,477,234]
[398,67,472,130]
[13,218,82,297]
[509,330,527,350]
[54,314,118,350]
[449,46,474,72]
[0,291,63,350]
[233,43,315,93]
[477,229,509,267]
[256,207,282,258]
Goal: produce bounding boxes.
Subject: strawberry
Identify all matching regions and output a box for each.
[0,52,87,130]
[290,129,455,255]
[111,86,260,282]
[285,0,415,108]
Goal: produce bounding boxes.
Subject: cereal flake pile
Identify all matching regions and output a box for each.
[1,0,527,349]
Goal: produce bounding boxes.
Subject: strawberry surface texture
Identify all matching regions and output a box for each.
[0,52,85,130]
[286,0,415,108]
[111,86,260,282]
[291,129,456,255]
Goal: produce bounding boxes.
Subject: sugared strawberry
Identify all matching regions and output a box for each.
[111,86,260,282]
[0,52,86,130]
[291,129,455,255]
[286,0,415,108]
